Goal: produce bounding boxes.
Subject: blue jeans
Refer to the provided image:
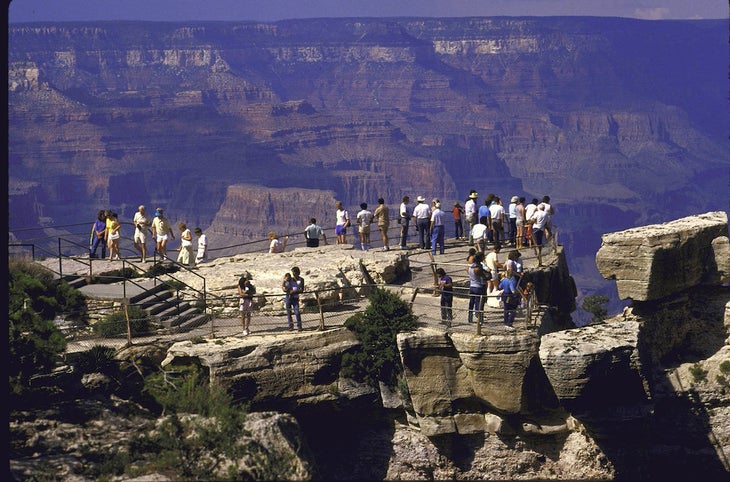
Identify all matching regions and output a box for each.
[454,220,463,239]
[468,286,486,324]
[286,295,301,329]
[90,235,106,259]
[400,217,410,247]
[416,218,430,248]
[431,225,445,254]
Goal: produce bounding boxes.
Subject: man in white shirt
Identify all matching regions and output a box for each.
[429,200,446,255]
[194,227,207,265]
[132,205,151,262]
[464,190,478,245]
[471,216,489,254]
[412,195,431,249]
[356,202,373,251]
[399,196,412,250]
[489,196,505,244]
[531,204,548,267]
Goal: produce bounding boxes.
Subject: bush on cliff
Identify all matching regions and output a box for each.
[8,259,84,401]
[341,287,417,389]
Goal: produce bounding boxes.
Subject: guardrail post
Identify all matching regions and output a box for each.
[57,238,63,278]
[123,300,133,347]
[315,291,325,331]
[475,294,483,336]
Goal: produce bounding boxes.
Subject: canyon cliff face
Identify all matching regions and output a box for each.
[8,18,728,315]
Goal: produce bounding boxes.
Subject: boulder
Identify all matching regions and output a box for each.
[162,327,376,410]
[596,211,729,301]
[396,328,540,437]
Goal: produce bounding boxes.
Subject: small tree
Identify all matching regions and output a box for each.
[342,287,417,389]
[582,294,609,323]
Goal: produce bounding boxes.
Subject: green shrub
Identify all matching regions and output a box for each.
[582,294,609,323]
[144,262,180,278]
[689,362,708,385]
[716,360,730,389]
[8,259,81,399]
[73,344,118,375]
[119,363,250,480]
[342,287,417,389]
[93,305,151,337]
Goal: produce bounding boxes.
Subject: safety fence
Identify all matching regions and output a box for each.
[61,282,542,354]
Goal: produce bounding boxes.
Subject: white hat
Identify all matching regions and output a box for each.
[416,195,425,202]
[511,196,519,203]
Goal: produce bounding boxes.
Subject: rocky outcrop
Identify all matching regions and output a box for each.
[540,211,730,478]
[595,211,729,301]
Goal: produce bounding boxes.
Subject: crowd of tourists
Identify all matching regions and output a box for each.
[89,205,207,266]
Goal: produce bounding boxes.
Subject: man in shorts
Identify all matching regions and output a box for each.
[133,205,151,262]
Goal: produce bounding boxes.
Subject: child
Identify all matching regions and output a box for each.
[435,268,453,324]
[238,274,256,335]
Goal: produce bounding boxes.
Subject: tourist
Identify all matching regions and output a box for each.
[508,196,519,246]
[151,208,174,260]
[489,196,505,244]
[412,195,431,249]
[104,209,114,255]
[485,242,503,294]
[283,267,304,331]
[530,204,548,267]
[471,216,489,254]
[373,197,390,251]
[515,197,526,249]
[268,232,288,253]
[132,205,151,262]
[238,273,256,335]
[464,190,478,245]
[541,195,555,240]
[524,198,539,247]
[89,210,108,259]
[107,212,122,260]
[356,202,373,251]
[430,200,446,255]
[498,271,520,330]
[399,195,412,250]
[468,252,489,325]
[335,201,350,245]
[435,268,453,324]
[452,202,464,240]
[177,222,193,266]
[304,218,327,248]
[194,227,207,265]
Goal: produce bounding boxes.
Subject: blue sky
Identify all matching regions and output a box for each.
[8,0,728,22]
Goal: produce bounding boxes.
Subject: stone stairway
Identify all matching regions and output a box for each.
[128,283,210,332]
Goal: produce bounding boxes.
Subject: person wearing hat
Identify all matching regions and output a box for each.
[412,195,431,249]
[430,200,446,255]
[508,196,519,246]
[151,208,174,260]
[464,190,478,245]
[152,208,175,259]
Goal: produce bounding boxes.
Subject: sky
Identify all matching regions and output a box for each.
[8,0,728,23]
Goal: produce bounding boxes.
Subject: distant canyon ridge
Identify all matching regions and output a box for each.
[8,17,728,314]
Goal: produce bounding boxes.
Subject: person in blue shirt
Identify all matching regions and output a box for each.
[498,271,521,330]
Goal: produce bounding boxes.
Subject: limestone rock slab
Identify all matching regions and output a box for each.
[539,320,649,419]
[596,211,729,301]
[162,327,374,409]
[397,328,540,437]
